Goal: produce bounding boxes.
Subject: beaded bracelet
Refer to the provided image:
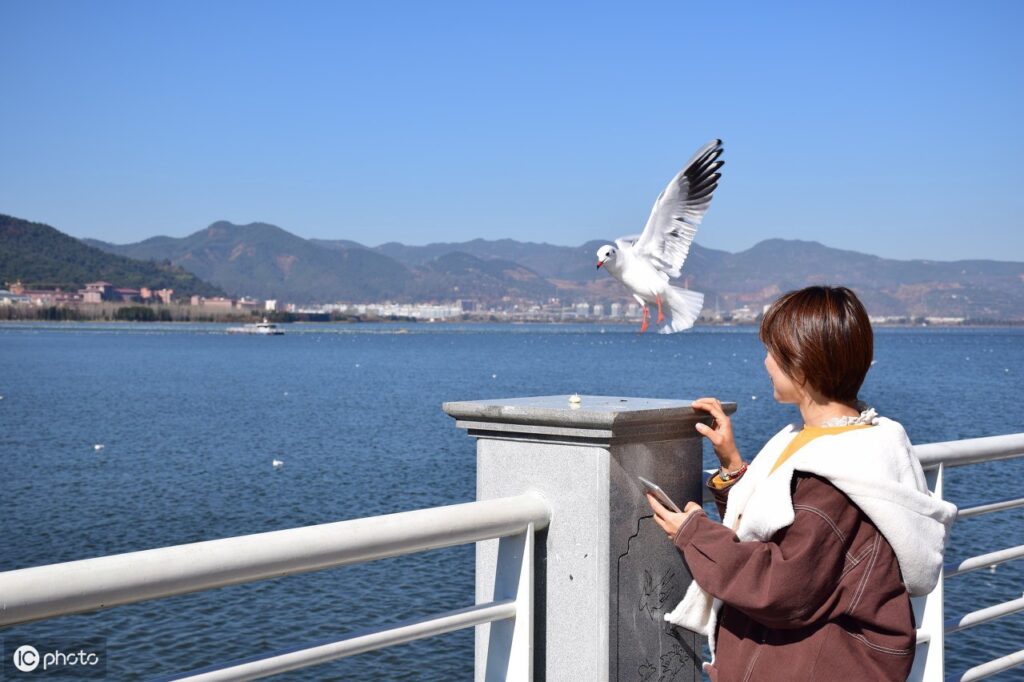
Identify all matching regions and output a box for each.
[719,463,748,482]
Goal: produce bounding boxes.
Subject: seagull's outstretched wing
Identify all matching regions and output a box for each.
[633,139,723,278]
[614,235,640,250]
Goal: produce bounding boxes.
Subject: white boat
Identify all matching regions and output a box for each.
[227,319,284,335]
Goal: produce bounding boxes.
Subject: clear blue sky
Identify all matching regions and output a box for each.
[2,1,1022,260]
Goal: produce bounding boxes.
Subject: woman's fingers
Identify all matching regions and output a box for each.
[648,497,701,539]
[693,398,730,424]
[694,421,722,445]
[650,506,679,537]
[645,492,666,515]
[652,513,670,533]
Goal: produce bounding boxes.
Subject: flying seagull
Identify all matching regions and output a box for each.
[596,139,723,333]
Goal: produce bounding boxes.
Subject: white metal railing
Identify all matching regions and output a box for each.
[0,493,550,680]
[912,433,1024,682]
[3,433,1022,680]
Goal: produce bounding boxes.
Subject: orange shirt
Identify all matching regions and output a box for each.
[768,423,873,475]
[709,423,874,490]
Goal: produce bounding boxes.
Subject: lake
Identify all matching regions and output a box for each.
[1,323,1022,679]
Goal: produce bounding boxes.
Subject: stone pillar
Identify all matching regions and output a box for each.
[444,395,736,682]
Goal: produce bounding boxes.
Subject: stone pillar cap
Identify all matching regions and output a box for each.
[443,395,737,445]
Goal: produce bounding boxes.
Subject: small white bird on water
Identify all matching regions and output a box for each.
[272,459,284,469]
[596,139,724,333]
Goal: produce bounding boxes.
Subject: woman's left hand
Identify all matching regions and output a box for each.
[646,494,703,539]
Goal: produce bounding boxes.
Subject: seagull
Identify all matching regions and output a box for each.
[93,443,105,451]
[272,459,284,469]
[596,139,723,333]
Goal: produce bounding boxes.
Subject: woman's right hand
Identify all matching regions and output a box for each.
[692,397,743,470]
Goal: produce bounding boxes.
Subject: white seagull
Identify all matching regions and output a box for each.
[272,458,284,469]
[596,139,723,333]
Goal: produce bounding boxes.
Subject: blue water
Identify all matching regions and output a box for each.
[1,323,1022,680]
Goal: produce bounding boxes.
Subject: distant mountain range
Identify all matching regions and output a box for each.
[4,212,1022,319]
[0,215,224,298]
[83,221,562,303]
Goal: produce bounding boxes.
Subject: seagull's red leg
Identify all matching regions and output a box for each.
[639,306,650,333]
[656,295,665,324]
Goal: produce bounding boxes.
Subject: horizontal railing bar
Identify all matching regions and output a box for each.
[0,494,550,628]
[915,433,1024,470]
[957,497,1024,519]
[954,647,1024,682]
[166,600,517,682]
[945,545,1024,578]
[945,596,1024,635]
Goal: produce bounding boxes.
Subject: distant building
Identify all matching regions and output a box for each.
[81,281,114,304]
[367,302,462,320]
[609,302,622,318]
[869,316,910,325]
[0,289,30,305]
[731,305,757,322]
[265,299,278,312]
[203,297,234,311]
[138,287,172,304]
[113,288,140,303]
[190,296,234,310]
[23,289,58,305]
[591,303,604,318]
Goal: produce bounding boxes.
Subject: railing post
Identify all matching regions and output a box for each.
[445,395,733,681]
[484,523,536,680]
[911,463,946,682]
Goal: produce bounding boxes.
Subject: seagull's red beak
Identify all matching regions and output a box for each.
[596,260,604,269]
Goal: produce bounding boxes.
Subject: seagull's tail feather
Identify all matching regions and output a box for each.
[659,285,704,334]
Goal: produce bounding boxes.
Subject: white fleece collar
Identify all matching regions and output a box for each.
[665,417,958,654]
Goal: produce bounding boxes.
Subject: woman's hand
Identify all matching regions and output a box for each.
[646,494,703,539]
[692,397,743,471]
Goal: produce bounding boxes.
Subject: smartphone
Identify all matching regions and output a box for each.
[638,476,682,513]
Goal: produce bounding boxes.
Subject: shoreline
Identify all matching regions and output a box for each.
[1,317,1022,329]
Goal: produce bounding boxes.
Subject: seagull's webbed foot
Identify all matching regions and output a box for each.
[656,296,665,324]
[639,306,650,334]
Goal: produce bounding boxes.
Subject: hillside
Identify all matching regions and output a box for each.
[415,252,558,301]
[88,221,414,302]
[0,215,223,297]
[363,237,1024,319]
[81,219,1024,319]
[687,239,1024,319]
[88,222,558,303]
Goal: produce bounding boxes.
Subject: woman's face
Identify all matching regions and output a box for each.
[764,351,804,404]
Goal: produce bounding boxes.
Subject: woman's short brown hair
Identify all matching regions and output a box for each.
[759,286,873,404]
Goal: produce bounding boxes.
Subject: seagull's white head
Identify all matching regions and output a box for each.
[596,245,617,269]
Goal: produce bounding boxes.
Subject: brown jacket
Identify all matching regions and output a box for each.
[673,472,915,681]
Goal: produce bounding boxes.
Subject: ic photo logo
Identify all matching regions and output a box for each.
[13,645,39,672]
[4,639,106,678]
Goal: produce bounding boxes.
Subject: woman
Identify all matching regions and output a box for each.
[647,286,956,681]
